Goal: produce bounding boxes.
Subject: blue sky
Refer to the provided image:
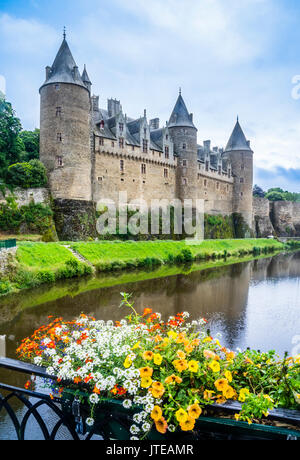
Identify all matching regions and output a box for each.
[1,0,300,192]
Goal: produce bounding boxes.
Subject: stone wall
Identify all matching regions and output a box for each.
[0,187,51,206]
[271,201,300,237]
[253,197,274,237]
[0,247,16,276]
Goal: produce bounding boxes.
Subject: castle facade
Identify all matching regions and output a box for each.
[39,35,254,239]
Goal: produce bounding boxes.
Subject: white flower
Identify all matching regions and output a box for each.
[130,437,139,441]
[168,425,176,433]
[89,394,99,405]
[86,418,95,427]
[130,425,140,435]
[123,400,132,409]
[142,423,151,432]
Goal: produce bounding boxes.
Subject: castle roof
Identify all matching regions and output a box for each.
[40,37,87,90]
[82,65,91,85]
[225,119,252,152]
[168,93,196,129]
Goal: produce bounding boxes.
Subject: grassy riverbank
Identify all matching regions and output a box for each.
[0,238,298,296]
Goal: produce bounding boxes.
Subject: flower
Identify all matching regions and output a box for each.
[155,417,168,434]
[123,400,132,409]
[150,382,165,399]
[215,379,229,392]
[141,377,153,388]
[86,418,95,427]
[176,409,188,423]
[165,374,183,385]
[188,360,199,373]
[223,386,236,400]
[143,351,154,361]
[153,353,163,366]
[168,331,178,340]
[188,404,202,420]
[209,360,221,373]
[238,388,250,402]
[224,370,233,383]
[151,405,163,421]
[204,390,215,401]
[173,359,189,373]
[180,416,196,432]
[139,367,153,378]
[124,356,133,369]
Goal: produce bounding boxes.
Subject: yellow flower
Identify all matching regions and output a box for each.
[177,350,186,359]
[234,414,240,421]
[224,370,233,383]
[188,404,202,420]
[143,351,154,361]
[132,342,141,350]
[180,416,196,432]
[155,417,168,434]
[294,355,300,364]
[203,349,217,360]
[176,409,188,423]
[184,343,194,354]
[168,331,178,340]
[153,353,163,366]
[124,356,132,369]
[176,333,187,344]
[141,377,153,388]
[209,360,221,373]
[188,360,199,373]
[150,382,165,399]
[226,351,236,361]
[214,378,228,392]
[203,337,213,343]
[151,406,163,422]
[165,374,183,385]
[139,367,153,378]
[173,359,189,373]
[238,388,250,402]
[204,390,215,401]
[223,386,236,400]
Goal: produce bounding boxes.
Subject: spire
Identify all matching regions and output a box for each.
[225,119,252,152]
[63,26,66,40]
[40,35,86,90]
[168,92,196,129]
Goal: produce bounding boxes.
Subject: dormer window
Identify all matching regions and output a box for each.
[165,146,169,159]
[143,139,148,153]
[182,143,186,150]
[119,138,124,149]
[99,138,104,146]
[119,123,124,132]
[100,120,105,129]
[206,161,209,172]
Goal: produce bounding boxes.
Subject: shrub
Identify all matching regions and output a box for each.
[6,160,47,189]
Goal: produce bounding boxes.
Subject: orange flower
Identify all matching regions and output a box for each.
[143,351,154,361]
[165,374,183,385]
[173,359,189,373]
[188,404,202,420]
[139,367,154,378]
[155,417,168,434]
[180,416,196,432]
[151,406,163,421]
[150,382,165,398]
[177,350,186,359]
[93,386,100,395]
[143,308,153,317]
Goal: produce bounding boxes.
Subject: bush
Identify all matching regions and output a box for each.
[0,280,12,295]
[6,160,47,189]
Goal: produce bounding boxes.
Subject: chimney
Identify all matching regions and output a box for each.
[204,140,211,153]
[150,118,160,130]
[108,98,121,118]
[91,95,99,112]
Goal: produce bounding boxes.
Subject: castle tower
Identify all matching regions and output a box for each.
[168,91,199,201]
[39,33,92,202]
[225,118,253,230]
[39,33,96,240]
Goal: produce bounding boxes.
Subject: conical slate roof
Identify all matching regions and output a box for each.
[168,93,196,129]
[82,65,91,84]
[225,119,252,152]
[41,38,86,89]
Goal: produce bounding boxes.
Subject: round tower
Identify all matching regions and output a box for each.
[168,91,199,202]
[39,34,92,202]
[224,118,253,232]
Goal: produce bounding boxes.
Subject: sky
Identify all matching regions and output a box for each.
[1,0,300,192]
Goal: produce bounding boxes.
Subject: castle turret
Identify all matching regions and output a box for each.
[39,32,96,240]
[225,118,253,230]
[39,33,92,202]
[168,91,199,201]
[82,65,92,93]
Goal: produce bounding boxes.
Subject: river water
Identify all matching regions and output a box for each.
[0,251,299,439]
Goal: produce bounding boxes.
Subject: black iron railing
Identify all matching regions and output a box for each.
[0,357,299,441]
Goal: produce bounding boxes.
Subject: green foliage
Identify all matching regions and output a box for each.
[6,159,47,189]
[0,197,53,233]
[265,191,286,202]
[0,99,23,178]
[19,129,40,161]
[0,280,12,295]
[204,214,235,239]
[253,185,266,198]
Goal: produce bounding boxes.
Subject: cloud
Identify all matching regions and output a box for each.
[255,166,300,192]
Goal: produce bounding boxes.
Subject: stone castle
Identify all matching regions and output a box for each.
[39,34,254,240]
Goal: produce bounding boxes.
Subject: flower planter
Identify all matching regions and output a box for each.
[61,391,300,441]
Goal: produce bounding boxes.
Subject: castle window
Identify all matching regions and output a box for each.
[206,161,209,172]
[57,133,62,142]
[120,160,125,172]
[56,107,62,117]
[182,159,187,167]
[204,179,207,187]
[218,166,221,175]
[164,169,169,178]
[165,146,169,159]
[166,135,169,140]
[141,164,146,175]
[240,178,244,183]
[57,156,63,167]
[182,178,188,186]
[119,138,124,149]
[228,169,231,178]
[143,140,148,153]
[241,192,244,197]
[112,141,115,147]
[132,145,135,151]
[98,177,103,182]
[182,143,186,150]
[55,84,60,91]
[99,138,104,146]
[216,182,220,190]
[100,120,105,129]
[119,123,124,132]
[241,164,245,170]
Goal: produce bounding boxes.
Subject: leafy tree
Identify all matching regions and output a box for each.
[265,191,286,202]
[6,160,47,189]
[19,129,40,161]
[0,98,24,178]
[253,185,266,198]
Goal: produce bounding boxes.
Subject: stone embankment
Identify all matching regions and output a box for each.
[0,248,17,276]
[253,197,300,238]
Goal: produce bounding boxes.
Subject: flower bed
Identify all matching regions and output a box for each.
[17,294,300,440]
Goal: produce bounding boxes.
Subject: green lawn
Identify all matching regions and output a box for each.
[16,242,78,272]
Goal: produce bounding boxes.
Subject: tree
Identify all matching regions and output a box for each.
[19,129,40,161]
[253,185,266,198]
[6,160,47,189]
[0,98,24,178]
[265,191,286,202]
